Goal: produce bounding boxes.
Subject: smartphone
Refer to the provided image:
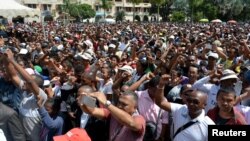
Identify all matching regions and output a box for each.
[81,95,96,108]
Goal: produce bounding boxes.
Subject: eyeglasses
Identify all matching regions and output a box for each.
[186,98,200,105]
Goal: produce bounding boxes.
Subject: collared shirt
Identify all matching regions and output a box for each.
[136,90,168,139]
[171,103,215,141]
[192,76,242,112]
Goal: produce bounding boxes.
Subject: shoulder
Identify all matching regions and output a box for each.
[204,116,215,125]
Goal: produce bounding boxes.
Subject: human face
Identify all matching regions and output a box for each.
[117,95,136,115]
[188,66,198,82]
[186,91,206,118]
[101,68,110,80]
[217,92,235,113]
[44,102,53,115]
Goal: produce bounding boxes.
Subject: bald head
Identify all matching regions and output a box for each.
[78,85,95,95]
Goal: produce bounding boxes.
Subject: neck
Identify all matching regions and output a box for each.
[219,108,233,119]
[189,110,202,119]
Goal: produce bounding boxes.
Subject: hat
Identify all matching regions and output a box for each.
[118,65,133,75]
[208,52,219,59]
[78,52,93,61]
[34,65,42,73]
[43,80,50,87]
[54,37,61,42]
[53,128,91,141]
[169,35,175,39]
[220,69,238,81]
[20,43,26,47]
[109,44,116,48]
[213,40,221,47]
[18,48,28,54]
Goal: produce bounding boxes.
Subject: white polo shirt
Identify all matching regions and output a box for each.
[192,76,242,112]
[236,105,250,124]
[171,103,215,141]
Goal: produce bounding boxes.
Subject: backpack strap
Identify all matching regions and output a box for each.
[173,120,198,139]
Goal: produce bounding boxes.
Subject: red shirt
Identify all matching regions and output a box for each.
[207,106,247,125]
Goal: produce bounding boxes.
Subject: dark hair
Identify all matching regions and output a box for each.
[46,97,62,115]
[110,55,120,63]
[147,75,160,88]
[217,87,236,98]
[31,74,44,88]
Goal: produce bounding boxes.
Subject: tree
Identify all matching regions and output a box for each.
[101,0,113,20]
[171,11,185,22]
[150,0,174,22]
[68,4,95,22]
[116,11,125,22]
[150,0,165,22]
[202,3,218,21]
[188,0,204,23]
[130,0,143,22]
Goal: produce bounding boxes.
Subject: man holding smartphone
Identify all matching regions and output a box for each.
[79,90,146,141]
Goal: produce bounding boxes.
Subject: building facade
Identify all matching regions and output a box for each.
[18,0,63,17]
[80,0,152,22]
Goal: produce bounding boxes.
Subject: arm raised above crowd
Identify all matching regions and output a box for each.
[5,49,40,96]
[155,74,172,112]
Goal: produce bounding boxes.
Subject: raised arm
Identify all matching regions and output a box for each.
[88,92,143,131]
[155,74,172,112]
[5,49,40,96]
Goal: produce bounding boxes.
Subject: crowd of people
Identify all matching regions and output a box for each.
[0,21,250,141]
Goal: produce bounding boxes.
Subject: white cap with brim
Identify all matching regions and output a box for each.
[19,48,28,54]
[78,52,93,61]
[109,44,116,48]
[220,69,238,81]
[43,80,50,87]
[208,52,219,59]
[118,65,133,75]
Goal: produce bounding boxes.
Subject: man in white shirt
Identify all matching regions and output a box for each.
[192,69,242,112]
[4,49,47,141]
[155,74,215,141]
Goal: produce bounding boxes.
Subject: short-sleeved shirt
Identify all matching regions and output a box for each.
[136,90,168,139]
[103,108,145,141]
[98,78,113,95]
[170,103,215,141]
[18,80,47,141]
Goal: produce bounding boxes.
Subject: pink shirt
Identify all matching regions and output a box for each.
[103,109,145,141]
[136,90,169,139]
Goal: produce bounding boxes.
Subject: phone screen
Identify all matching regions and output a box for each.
[81,96,96,108]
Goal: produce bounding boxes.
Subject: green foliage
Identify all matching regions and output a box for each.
[202,3,218,21]
[171,11,186,22]
[68,4,95,20]
[116,11,125,22]
[193,11,203,22]
[150,0,165,5]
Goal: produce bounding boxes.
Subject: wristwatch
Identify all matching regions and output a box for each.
[105,100,112,108]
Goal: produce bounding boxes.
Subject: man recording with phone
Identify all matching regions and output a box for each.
[78,90,146,141]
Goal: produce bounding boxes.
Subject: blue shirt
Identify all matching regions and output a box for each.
[0,78,22,112]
